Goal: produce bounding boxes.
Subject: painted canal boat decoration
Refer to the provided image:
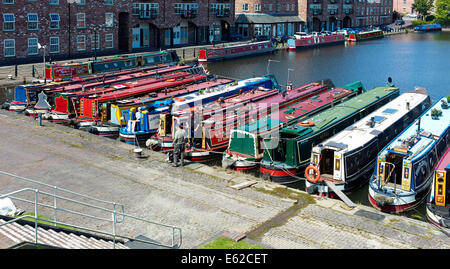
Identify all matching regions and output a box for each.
[75,73,208,129]
[45,69,205,123]
[287,32,345,51]
[259,85,400,184]
[368,96,450,213]
[89,78,232,137]
[222,80,365,171]
[305,88,431,197]
[414,24,441,32]
[44,50,178,80]
[120,76,277,145]
[198,40,275,62]
[346,30,384,42]
[426,147,450,228]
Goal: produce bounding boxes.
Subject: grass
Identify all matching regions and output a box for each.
[16,213,76,230]
[199,237,265,249]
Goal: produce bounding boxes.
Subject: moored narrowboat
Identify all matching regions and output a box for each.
[414,24,442,32]
[259,85,400,184]
[346,29,384,42]
[223,80,365,171]
[426,147,450,228]
[305,88,431,197]
[287,32,345,51]
[368,96,450,213]
[198,40,275,62]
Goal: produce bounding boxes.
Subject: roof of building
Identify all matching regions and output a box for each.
[235,13,304,24]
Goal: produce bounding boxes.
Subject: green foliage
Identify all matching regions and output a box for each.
[200,237,265,249]
[434,0,450,25]
[412,0,434,17]
[411,20,432,26]
[425,15,435,21]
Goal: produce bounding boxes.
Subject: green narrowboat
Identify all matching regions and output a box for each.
[259,85,400,184]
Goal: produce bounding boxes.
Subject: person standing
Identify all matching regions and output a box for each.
[173,123,187,167]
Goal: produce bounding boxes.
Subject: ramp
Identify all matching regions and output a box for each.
[324,181,357,208]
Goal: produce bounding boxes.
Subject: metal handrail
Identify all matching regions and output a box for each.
[0,186,182,249]
[0,170,125,224]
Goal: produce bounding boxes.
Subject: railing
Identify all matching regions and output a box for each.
[181,10,197,19]
[216,10,231,17]
[310,9,322,15]
[132,9,158,19]
[0,171,182,249]
[343,9,353,15]
[328,9,338,15]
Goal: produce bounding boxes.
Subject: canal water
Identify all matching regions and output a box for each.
[206,31,450,222]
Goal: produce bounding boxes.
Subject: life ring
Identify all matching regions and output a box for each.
[305,165,320,183]
[298,121,315,127]
[173,97,185,102]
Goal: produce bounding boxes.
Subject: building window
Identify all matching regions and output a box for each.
[28,38,39,55]
[50,37,60,53]
[91,34,100,51]
[105,33,113,48]
[2,0,14,4]
[254,24,263,36]
[49,0,59,5]
[286,4,289,11]
[4,39,15,57]
[49,13,60,29]
[277,4,281,12]
[76,13,86,28]
[255,4,261,12]
[242,3,248,11]
[105,0,113,5]
[77,35,86,51]
[3,13,15,31]
[105,13,113,27]
[77,0,85,5]
[27,13,38,30]
[268,4,273,11]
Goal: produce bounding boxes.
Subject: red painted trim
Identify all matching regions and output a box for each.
[260,166,296,177]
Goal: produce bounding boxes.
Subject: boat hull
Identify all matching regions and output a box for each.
[287,35,345,51]
[89,125,120,137]
[259,163,303,184]
[426,204,450,228]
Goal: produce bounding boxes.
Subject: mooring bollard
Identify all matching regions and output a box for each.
[15,65,18,77]
[38,113,43,126]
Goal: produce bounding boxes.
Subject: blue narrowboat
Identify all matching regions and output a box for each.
[414,24,442,32]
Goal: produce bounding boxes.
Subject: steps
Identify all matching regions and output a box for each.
[0,219,129,249]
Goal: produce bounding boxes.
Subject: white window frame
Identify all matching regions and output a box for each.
[28,38,39,56]
[2,0,14,4]
[105,33,113,48]
[76,13,86,28]
[242,3,248,11]
[77,0,85,5]
[105,0,113,5]
[49,13,60,30]
[91,33,100,51]
[49,0,59,5]
[255,4,261,12]
[4,39,15,57]
[105,12,113,27]
[27,13,38,31]
[77,35,86,51]
[49,37,60,54]
[3,13,15,31]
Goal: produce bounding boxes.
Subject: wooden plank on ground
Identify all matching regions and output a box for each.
[325,181,357,208]
[229,180,257,190]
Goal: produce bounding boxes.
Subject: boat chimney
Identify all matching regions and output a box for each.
[417,117,421,133]
[406,102,410,111]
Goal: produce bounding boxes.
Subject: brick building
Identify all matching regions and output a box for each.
[0,0,235,64]
[297,0,393,32]
[392,0,414,15]
[234,0,304,39]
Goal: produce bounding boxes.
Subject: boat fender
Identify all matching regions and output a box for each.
[298,121,315,127]
[305,165,320,183]
[222,158,236,169]
[166,79,176,82]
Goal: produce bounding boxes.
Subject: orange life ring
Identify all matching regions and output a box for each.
[305,165,320,183]
[298,121,315,127]
[173,97,185,102]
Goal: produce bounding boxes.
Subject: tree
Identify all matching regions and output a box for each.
[434,0,450,25]
[412,0,434,19]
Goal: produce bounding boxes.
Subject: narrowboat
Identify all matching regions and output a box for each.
[260,85,400,184]
[223,80,365,171]
[287,32,345,51]
[414,24,442,32]
[426,147,450,228]
[47,69,206,124]
[346,29,384,42]
[198,40,275,62]
[44,50,178,80]
[120,76,277,145]
[74,73,208,129]
[305,88,431,197]
[89,78,232,137]
[368,97,450,213]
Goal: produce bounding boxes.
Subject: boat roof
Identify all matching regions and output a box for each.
[316,89,429,153]
[207,40,271,51]
[281,86,399,137]
[234,118,284,134]
[435,147,450,171]
[379,96,450,162]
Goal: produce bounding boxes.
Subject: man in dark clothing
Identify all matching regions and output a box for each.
[173,123,187,167]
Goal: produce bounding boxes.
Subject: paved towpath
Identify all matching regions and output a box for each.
[0,109,448,249]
